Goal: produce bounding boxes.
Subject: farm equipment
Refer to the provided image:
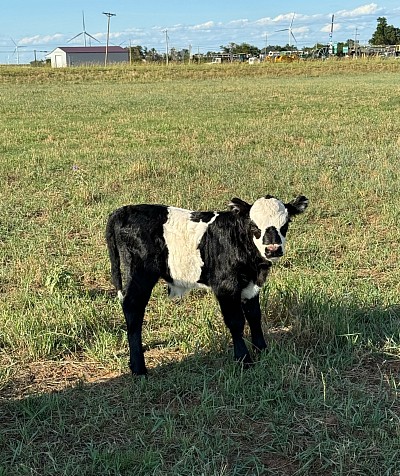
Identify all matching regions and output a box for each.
[265,51,299,63]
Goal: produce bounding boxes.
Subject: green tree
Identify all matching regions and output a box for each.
[282,43,298,51]
[129,45,145,62]
[145,48,162,62]
[370,17,400,45]
[220,42,260,56]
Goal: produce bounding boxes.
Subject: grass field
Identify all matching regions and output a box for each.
[1,60,400,475]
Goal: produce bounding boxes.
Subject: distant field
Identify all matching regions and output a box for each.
[1,60,400,475]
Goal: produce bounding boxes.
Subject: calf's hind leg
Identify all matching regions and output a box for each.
[121,272,158,376]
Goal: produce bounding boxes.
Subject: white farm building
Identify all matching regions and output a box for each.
[46,46,129,67]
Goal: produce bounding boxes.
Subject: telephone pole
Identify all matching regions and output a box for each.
[103,12,116,66]
[354,27,359,57]
[164,29,169,65]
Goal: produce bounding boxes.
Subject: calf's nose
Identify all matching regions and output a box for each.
[265,244,283,259]
[265,244,280,251]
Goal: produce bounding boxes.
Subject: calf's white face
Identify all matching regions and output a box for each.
[249,197,289,263]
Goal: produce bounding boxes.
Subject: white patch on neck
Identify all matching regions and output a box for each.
[163,207,217,293]
[249,197,288,259]
[241,282,260,301]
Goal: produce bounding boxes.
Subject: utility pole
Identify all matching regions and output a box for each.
[354,27,359,57]
[103,12,116,66]
[164,29,169,65]
[33,50,47,65]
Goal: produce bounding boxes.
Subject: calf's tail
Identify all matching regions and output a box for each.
[106,213,123,301]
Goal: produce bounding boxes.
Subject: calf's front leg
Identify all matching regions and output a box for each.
[242,295,267,352]
[216,294,252,365]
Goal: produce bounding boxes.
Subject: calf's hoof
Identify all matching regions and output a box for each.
[236,353,253,367]
[130,364,148,377]
[253,341,267,353]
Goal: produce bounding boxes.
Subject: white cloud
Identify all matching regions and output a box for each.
[19,34,64,45]
[321,23,342,33]
[254,17,274,27]
[336,3,382,18]
[272,13,296,23]
[190,21,215,30]
[293,26,310,36]
[109,32,124,39]
[228,19,249,27]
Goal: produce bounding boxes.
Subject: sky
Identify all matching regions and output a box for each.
[1,1,400,64]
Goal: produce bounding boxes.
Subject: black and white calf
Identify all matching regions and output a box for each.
[106,194,308,375]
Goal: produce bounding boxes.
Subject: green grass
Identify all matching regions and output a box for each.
[1,60,400,475]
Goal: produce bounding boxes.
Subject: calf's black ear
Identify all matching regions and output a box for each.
[285,195,309,216]
[228,197,251,216]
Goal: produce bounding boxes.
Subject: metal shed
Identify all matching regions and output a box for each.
[46,46,128,67]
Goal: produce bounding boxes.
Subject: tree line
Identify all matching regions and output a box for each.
[127,17,400,62]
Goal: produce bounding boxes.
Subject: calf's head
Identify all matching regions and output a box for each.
[229,194,308,263]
